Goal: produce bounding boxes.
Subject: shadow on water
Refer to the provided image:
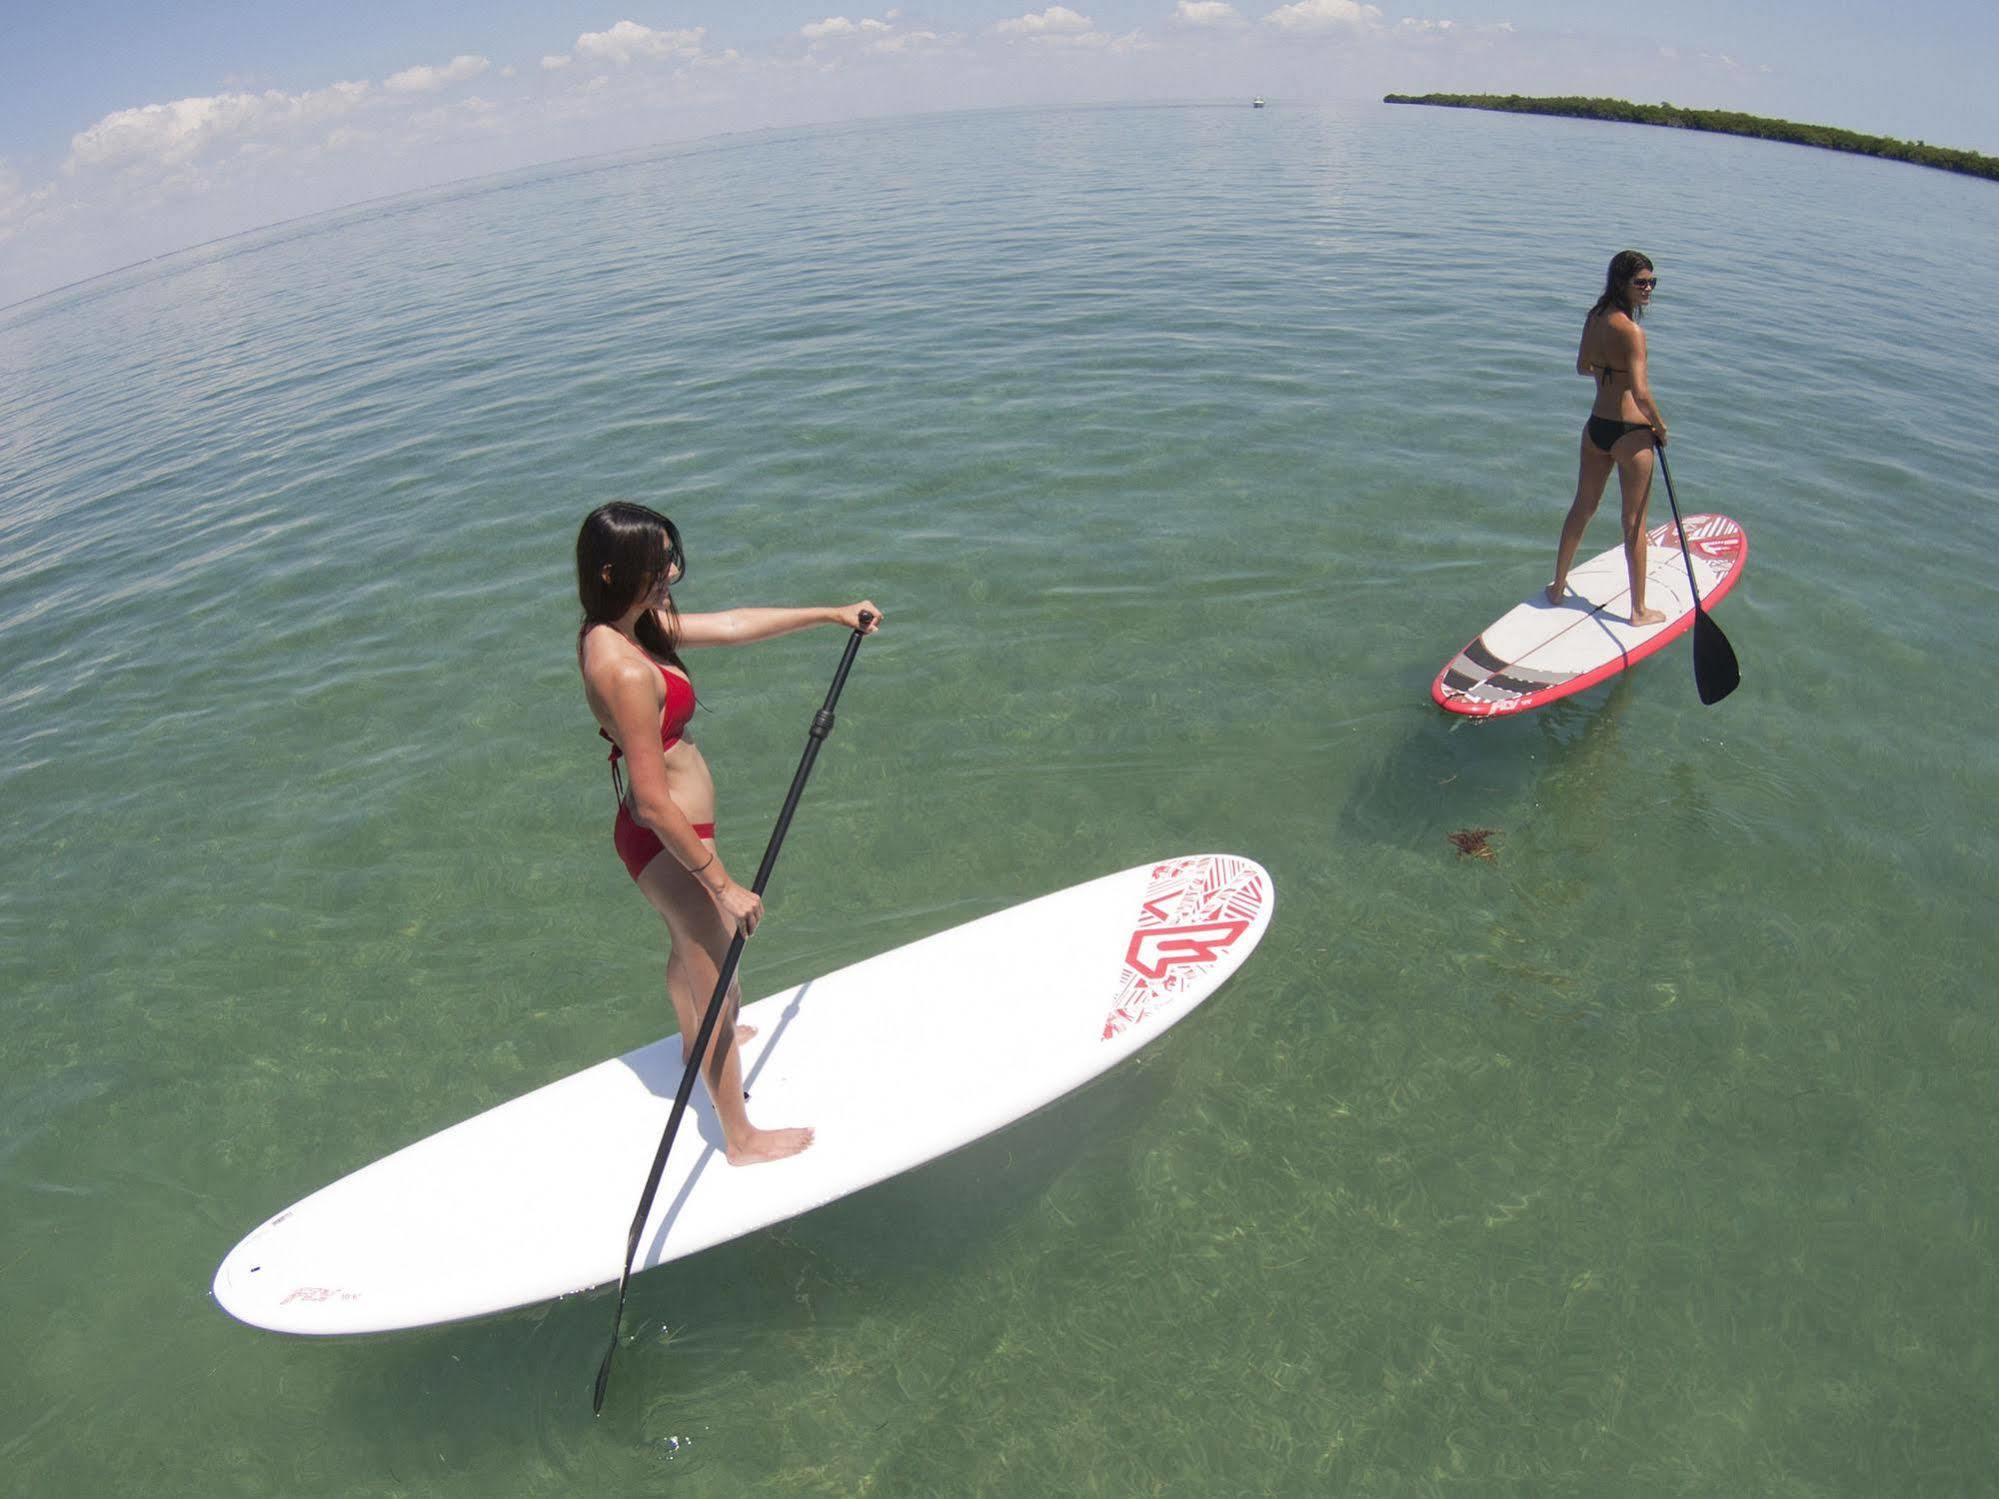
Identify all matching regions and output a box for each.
[745,1047,1177,1279]
[312,1032,1179,1472]
[1339,670,1645,854]
[1336,657,1746,1048]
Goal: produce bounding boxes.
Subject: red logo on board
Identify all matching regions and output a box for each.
[1689,531,1742,562]
[1124,921,1251,979]
[1103,855,1267,1040]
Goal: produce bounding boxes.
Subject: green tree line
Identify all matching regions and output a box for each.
[1382,93,1998,184]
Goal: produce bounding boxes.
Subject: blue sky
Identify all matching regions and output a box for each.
[3,2,1994,306]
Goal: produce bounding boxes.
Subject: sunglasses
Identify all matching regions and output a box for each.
[1631,277,1659,289]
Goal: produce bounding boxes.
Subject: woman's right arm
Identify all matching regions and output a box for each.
[1576,313,1598,377]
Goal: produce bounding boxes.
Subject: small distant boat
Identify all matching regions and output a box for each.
[1252,97,1266,109]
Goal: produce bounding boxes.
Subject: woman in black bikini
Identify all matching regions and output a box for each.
[1548,250,1669,625]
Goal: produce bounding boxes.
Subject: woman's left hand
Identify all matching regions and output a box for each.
[836,602,884,633]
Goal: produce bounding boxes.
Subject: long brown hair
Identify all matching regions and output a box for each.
[575,501,686,668]
[1590,249,1655,321]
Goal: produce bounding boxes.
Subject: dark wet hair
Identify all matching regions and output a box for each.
[576,501,685,666]
[1590,249,1655,321]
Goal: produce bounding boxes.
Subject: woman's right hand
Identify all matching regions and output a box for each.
[834,601,883,634]
[709,877,764,937]
[1651,424,1669,447]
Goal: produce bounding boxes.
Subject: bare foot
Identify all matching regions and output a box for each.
[725,1125,813,1166]
[736,1023,757,1044]
[1545,583,1566,606]
[1630,606,1666,627]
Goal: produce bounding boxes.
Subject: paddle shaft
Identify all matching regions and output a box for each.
[1651,444,1706,611]
[593,612,873,1414]
[1652,443,1741,705]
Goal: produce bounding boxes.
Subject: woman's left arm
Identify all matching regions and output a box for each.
[675,601,882,648]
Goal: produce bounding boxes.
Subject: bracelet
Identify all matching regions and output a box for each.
[686,850,716,879]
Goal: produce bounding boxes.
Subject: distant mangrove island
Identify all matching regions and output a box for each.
[1382,94,1998,184]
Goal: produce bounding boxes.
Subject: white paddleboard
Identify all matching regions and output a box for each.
[213,854,1274,1335]
[1432,514,1746,716]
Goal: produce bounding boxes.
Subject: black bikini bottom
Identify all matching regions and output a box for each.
[1586,414,1652,454]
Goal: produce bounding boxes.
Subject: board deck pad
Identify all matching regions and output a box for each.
[213,854,1274,1335]
[1432,514,1745,716]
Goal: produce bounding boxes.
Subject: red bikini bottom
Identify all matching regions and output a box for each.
[614,802,715,882]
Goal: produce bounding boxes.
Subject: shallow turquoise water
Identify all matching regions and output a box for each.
[3,101,1997,1495]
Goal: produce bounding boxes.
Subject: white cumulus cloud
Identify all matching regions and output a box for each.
[572,21,707,66]
[541,54,572,70]
[1174,2,1244,24]
[869,28,945,53]
[1263,0,1383,30]
[800,11,956,55]
[383,55,490,94]
[991,6,1143,49]
[994,6,1094,37]
[1,158,54,243]
[66,82,372,171]
[803,16,894,40]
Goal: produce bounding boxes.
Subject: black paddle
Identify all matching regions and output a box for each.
[593,610,874,1415]
[1652,444,1740,706]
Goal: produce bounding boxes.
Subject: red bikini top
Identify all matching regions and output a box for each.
[602,659,697,769]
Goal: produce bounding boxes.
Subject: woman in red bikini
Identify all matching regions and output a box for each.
[1548,250,1670,625]
[576,501,881,1165]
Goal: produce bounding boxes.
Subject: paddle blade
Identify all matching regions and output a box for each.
[593,1339,616,1414]
[1691,608,1740,705]
[593,1274,631,1414]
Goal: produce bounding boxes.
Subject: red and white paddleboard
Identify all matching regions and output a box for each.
[1432,514,1746,717]
[213,855,1274,1335]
